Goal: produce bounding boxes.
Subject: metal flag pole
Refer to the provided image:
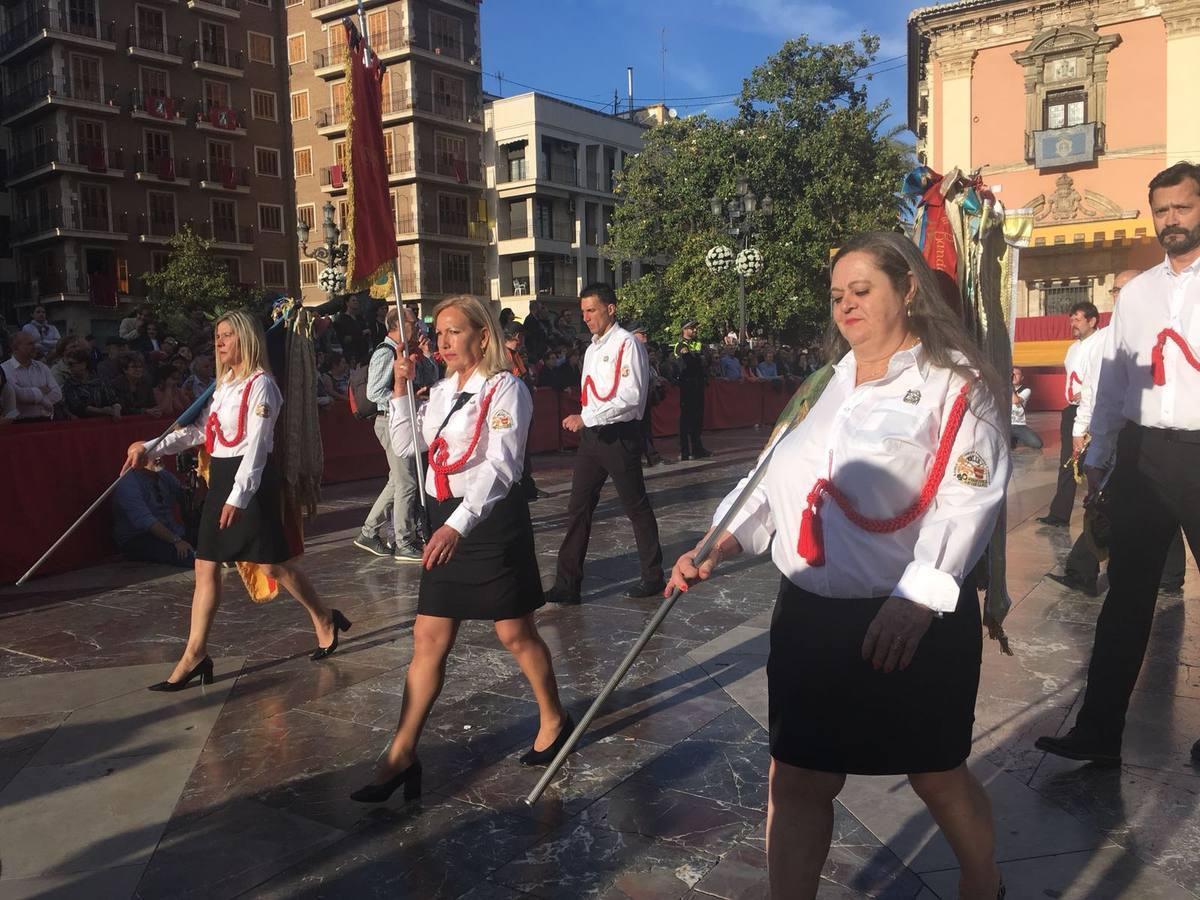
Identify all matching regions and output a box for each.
[349,6,428,533]
[16,308,294,586]
[524,414,799,806]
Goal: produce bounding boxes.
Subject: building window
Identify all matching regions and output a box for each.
[247,32,274,65]
[290,90,310,121]
[79,183,110,230]
[147,190,177,236]
[215,257,240,283]
[258,203,283,233]
[441,251,471,293]
[255,147,280,177]
[435,133,467,178]
[431,72,465,119]
[297,203,315,230]
[437,192,468,235]
[250,89,276,121]
[199,21,229,67]
[1045,89,1086,131]
[287,33,306,66]
[69,54,103,102]
[300,260,319,285]
[293,147,313,177]
[261,259,287,287]
[151,250,170,273]
[207,138,233,179]
[135,5,166,52]
[203,79,230,111]
[1044,282,1091,315]
[143,129,172,165]
[210,198,238,242]
[429,10,463,58]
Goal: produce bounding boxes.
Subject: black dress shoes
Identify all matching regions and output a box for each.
[349,758,422,803]
[311,609,353,661]
[625,580,667,600]
[1036,515,1069,527]
[544,587,581,604]
[692,449,713,459]
[148,656,214,692]
[1035,728,1121,767]
[520,715,575,766]
[1046,572,1098,597]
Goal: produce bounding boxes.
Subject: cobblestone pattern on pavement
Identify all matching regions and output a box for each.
[1,414,1198,899]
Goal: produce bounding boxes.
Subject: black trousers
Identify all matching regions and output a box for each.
[555,421,664,594]
[1066,525,1187,588]
[679,386,706,457]
[1075,426,1200,745]
[1047,405,1079,522]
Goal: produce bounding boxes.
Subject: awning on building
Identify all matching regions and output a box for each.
[1028,216,1154,248]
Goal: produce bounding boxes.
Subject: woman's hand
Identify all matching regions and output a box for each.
[665,530,741,597]
[422,524,461,570]
[218,504,241,530]
[391,354,418,398]
[122,441,148,475]
[862,596,934,673]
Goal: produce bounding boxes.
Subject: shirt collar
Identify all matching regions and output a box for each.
[1161,253,1200,278]
[591,323,621,346]
[833,342,928,383]
[455,369,487,395]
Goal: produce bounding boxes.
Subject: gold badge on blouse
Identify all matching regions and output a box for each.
[254,402,270,418]
[621,366,631,378]
[490,409,513,430]
[903,389,921,404]
[954,451,990,488]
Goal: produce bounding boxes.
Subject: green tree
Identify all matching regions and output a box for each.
[142,225,255,335]
[605,34,911,344]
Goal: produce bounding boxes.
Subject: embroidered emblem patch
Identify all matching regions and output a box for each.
[903,389,921,405]
[954,451,990,488]
[621,366,631,378]
[603,355,610,363]
[490,409,513,430]
[254,402,270,418]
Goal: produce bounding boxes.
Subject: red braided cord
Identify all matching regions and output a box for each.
[580,341,626,407]
[428,379,503,502]
[804,381,972,537]
[1152,328,1200,387]
[204,372,263,454]
[1067,370,1082,400]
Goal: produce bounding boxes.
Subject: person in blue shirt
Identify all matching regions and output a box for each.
[112,457,194,567]
[718,345,743,380]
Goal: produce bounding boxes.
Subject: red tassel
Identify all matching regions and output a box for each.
[580,389,587,407]
[434,472,451,502]
[1152,335,1167,387]
[797,505,825,567]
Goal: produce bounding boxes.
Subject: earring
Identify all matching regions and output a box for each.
[906,305,913,318]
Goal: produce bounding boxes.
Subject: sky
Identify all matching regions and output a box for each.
[479,0,914,133]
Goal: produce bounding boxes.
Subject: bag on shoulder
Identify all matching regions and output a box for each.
[348,342,396,420]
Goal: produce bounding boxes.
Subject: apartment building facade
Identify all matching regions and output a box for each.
[485,92,645,321]
[0,0,298,336]
[287,0,485,311]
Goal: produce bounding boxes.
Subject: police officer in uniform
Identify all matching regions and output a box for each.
[1037,162,1200,767]
[546,283,665,603]
[677,319,711,460]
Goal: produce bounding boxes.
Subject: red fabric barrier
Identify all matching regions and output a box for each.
[1014,313,1112,342]
[650,386,681,438]
[319,401,389,484]
[703,380,762,431]
[528,388,564,453]
[760,380,793,425]
[1022,371,1067,412]
[558,391,582,450]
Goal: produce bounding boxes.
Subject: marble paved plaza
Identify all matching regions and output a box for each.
[2,416,1199,899]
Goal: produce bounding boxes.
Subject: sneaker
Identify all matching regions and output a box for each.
[354,534,393,557]
[393,540,423,563]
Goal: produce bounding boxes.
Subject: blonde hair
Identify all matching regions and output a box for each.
[432,294,507,378]
[214,309,270,382]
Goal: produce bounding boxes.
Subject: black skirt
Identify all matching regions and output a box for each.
[418,485,545,621]
[196,455,291,564]
[767,575,982,775]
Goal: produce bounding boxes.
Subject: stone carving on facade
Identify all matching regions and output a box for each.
[1025,174,1134,223]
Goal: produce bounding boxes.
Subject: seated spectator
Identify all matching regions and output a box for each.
[741,351,762,382]
[154,365,189,418]
[49,335,87,385]
[112,455,194,567]
[63,350,121,420]
[111,353,161,416]
[182,353,214,401]
[130,321,163,354]
[755,349,783,380]
[97,337,128,384]
[1010,366,1043,450]
[718,346,743,380]
[535,349,562,388]
[317,352,350,404]
[22,305,61,358]
[119,304,153,341]
[0,366,17,425]
[1,332,61,421]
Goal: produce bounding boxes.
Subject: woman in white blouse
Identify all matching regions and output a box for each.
[350,295,569,804]
[668,232,1010,900]
[125,310,348,692]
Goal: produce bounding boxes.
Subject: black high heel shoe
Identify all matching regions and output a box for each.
[349,758,422,803]
[519,714,575,767]
[148,656,214,692]
[310,609,352,661]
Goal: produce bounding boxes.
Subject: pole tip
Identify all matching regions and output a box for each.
[522,797,535,807]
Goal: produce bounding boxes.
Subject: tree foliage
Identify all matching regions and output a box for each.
[142,225,255,334]
[605,34,911,343]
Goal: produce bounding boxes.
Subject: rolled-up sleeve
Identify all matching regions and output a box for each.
[893,382,1009,613]
[226,377,281,509]
[581,336,645,427]
[446,376,529,537]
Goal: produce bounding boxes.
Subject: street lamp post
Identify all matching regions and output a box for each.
[709,178,773,343]
[297,200,349,303]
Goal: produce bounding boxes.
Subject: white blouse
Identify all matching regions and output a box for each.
[150,368,282,509]
[389,369,529,537]
[579,323,648,427]
[713,345,1009,613]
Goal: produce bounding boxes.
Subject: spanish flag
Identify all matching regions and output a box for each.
[343,20,397,296]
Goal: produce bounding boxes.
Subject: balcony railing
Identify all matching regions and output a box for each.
[500,218,529,240]
[535,221,574,243]
[315,90,480,128]
[28,271,89,297]
[135,151,190,180]
[546,164,578,186]
[427,154,481,183]
[584,170,616,193]
[198,221,254,244]
[318,151,416,187]
[2,75,122,119]
[9,140,123,177]
[194,102,246,130]
[129,90,186,121]
[202,163,250,187]
[192,43,243,70]
[127,26,183,57]
[138,211,178,238]
[439,274,487,296]
[536,275,579,298]
[13,204,128,239]
[312,26,411,68]
[190,0,240,11]
[497,159,528,184]
[436,214,488,240]
[0,9,116,55]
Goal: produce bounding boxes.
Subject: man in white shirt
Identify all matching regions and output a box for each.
[1009,366,1043,449]
[1037,162,1200,767]
[1,331,62,420]
[546,283,665,603]
[21,305,61,358]
[1037,301,1101,526]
